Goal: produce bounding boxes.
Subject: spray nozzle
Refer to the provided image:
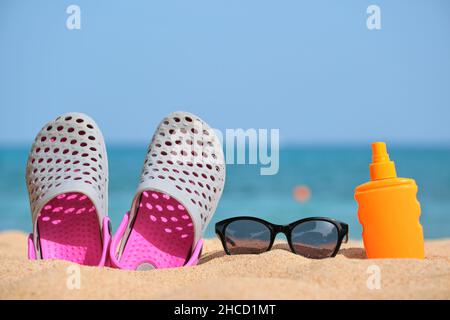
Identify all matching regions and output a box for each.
[370,142,397,180]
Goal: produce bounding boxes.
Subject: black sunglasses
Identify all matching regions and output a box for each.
[215,217,349,259]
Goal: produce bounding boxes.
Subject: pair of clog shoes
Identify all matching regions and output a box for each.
[26,112,225,270]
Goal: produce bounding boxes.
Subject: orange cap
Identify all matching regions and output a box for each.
[370,142,397,180]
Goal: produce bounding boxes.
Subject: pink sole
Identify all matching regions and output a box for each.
[37,192,103,266]
[119,190,194,269]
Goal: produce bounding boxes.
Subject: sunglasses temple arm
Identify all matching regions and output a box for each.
[343,232,349,243]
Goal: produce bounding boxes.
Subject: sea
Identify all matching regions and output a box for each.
[1,145,449,239]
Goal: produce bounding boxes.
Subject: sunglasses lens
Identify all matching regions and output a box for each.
[291,220,339,259]
[224,220,271,254]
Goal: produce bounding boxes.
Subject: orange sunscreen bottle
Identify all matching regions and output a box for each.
[354,142,424,259]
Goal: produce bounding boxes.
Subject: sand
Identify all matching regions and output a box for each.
[0,231,449,299]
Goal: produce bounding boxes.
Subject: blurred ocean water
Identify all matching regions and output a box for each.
[1,145,449,239]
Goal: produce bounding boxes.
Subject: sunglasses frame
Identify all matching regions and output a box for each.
[215,216,349,258]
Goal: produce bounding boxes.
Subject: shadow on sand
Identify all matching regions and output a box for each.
[198,243,366,264]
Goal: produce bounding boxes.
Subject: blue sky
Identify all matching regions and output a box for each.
[0,0,449,145]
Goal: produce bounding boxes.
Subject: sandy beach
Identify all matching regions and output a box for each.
[0,231,449,299]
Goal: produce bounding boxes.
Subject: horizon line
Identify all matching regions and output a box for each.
[1,140,449,149]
